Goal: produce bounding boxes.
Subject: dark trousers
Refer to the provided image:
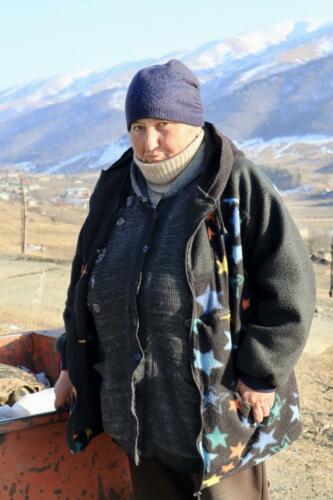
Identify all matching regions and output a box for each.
[129,456,270,500]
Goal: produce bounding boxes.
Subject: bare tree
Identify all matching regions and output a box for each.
[20,176,27,254]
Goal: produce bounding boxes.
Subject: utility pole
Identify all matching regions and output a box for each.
[20,176,27,255]
[329,231,333,297]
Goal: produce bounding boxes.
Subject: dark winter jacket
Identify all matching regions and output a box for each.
[57,122,315,493]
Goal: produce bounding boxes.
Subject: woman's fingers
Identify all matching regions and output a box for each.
[251,402,272,423]
[54,370,74,410]
[236,379,276,424]
[252,404,264,423]
[261,404,271,418]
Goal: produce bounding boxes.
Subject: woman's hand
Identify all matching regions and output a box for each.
[236,379,276,424]
[54,370,76,410]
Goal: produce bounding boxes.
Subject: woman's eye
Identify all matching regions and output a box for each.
[132,124,143,132]
[158,122,170,128]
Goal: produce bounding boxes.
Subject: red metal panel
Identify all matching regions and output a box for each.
[0,421,132,499]
[0,410,67,435]
[31,331,62,385]
[0,330,133,499]
[0,333,35,371]
[0,330,63,384]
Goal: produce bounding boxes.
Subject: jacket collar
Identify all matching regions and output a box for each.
[196,122,244,202]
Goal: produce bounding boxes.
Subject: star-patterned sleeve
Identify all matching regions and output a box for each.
[234,161,316,389]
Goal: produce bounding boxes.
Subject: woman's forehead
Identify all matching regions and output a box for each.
[132,117,174,125]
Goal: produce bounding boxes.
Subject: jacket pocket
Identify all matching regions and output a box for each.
[200,372,303,483]
[200,385,258,475]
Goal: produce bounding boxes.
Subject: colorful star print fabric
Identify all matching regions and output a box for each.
[189,200,302,488]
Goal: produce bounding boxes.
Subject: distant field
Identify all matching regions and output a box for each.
[0,198,87,261]
[0,171,98,260]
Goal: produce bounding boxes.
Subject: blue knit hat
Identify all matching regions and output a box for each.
[125,59,204,131]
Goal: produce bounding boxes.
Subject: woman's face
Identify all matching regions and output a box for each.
[129,118,202,163]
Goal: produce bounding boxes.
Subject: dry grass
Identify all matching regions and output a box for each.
[0,199,87,261]
[0,255,69,333]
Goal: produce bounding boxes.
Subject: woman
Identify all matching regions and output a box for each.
[54,59,315,499]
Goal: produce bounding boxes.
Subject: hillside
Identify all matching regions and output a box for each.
[0,19,333,173]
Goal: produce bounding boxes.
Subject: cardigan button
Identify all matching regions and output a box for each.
[126,195,134,207]
[91,303,101,313]
[116,216,126,226]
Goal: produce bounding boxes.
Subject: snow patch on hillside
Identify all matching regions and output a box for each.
[238,63,275,83]
[107,89,127,110]
[186,20,327,71]
[97,136,130,169]
[38,136,130,173]
[240,134,333,150]
[318,36,333,54]
[238,134,333,159]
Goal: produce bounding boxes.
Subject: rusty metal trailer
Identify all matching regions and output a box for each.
[0,330,132,499]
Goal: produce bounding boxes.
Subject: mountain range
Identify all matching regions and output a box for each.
[0,19,332,173]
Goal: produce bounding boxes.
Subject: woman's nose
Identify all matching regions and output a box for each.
[145,129,160,151]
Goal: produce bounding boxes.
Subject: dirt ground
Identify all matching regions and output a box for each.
[266,262,333,500]
[267,345,333,500]
[0,254,69,333]
[0,253,332,499]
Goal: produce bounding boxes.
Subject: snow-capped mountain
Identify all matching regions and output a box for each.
[0,19,332,173]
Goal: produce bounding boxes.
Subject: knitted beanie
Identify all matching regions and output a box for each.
[125,59,204,131]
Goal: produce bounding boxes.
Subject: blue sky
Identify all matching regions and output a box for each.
[1,0,332,90]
